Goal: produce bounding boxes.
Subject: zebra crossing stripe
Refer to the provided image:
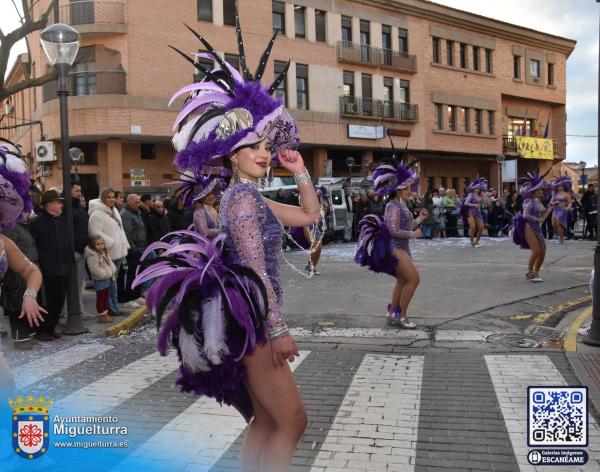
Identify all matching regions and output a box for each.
[310,354,424,472]
[111,351,311,472]
[12,343,113,390]
[54,351,179,416]
[485,355,600,471]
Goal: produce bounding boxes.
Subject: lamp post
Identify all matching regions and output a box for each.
[579,160,587,191]
[496,154,505,193]
[40,23,88,335]
[583,4,600,346]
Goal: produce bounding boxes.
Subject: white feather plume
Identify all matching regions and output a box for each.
[178,322,210,373]
[172,117,200,152]
[201,296,229,365]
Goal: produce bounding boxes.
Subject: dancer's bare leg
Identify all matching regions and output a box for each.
[475,219,484,244]
[525,226,543,276]
[241,383,276,471]
[393,249,420,320]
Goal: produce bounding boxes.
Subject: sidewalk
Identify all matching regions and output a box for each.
[562,304,600,414]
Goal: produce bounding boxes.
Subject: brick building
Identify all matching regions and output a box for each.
[1,0,576,198]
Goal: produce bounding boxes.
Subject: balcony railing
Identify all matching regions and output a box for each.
[57,1,125,26]
[339,96,419,122]
[42,70,126,102]
[336,41,417,73]
[502,136,559,155]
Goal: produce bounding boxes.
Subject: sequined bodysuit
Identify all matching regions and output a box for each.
[550,194,570,230]
[193,206,220,238]
[385,199,414,258]
[464,193,483,220]
[522,198,546,246]
[0,238,7,280]
[220,182,287,337]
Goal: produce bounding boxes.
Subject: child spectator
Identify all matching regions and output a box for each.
[85,235,117,324]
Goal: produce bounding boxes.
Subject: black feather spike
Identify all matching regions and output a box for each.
[268,60,290,95]
[183,23,236,88]
[254,31,278,81]
[235,6,253,81]
[168,45,232,94]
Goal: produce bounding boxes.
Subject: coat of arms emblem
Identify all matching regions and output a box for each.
[9,395,52,459]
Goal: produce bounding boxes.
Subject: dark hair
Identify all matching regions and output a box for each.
[141,193,152,202]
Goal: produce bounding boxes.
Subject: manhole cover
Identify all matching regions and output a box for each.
[486,333,544,348]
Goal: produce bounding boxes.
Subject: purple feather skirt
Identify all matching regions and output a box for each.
[133,231,269,423]
[460,204,482,227]
[355,215,399,277]
[511,214,545,250]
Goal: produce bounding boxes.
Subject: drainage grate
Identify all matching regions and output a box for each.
[486,333,544,348]
[579,354,600,392]
[526,325,566,342]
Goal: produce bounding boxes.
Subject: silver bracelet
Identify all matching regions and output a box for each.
[23,288,37,299]
[269,325,290,340]
[293,168,312,186]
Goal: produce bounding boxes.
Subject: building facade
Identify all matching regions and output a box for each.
[1,0,575,198]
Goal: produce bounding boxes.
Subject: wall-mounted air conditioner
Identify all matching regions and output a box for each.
[34,141,56,163]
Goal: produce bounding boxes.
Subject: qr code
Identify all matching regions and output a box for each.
[528,387,587,446]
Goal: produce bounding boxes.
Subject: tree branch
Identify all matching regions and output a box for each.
[0,71,57,102]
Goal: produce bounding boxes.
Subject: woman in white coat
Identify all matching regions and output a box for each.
[88,187,129,316]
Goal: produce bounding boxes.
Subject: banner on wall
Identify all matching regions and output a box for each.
[514,137,554,160]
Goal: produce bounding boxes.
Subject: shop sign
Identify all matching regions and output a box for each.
[131,169,145,187]
[348,124,385,140]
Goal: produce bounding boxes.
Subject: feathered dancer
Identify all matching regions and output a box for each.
[460,175,489,247]
[549,174,574,243]
[0,141,33,228]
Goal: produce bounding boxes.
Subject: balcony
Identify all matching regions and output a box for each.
[56,1,126,37]
[502,136,559,156]
[336,41,417,73]
[42,70,126,102]
[339,96,419,122]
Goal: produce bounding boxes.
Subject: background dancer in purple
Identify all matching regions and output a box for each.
[133,11,319,471]
[355,159,427,329]
[550,175,573,244]
[511,173,553,282]
[460,177,488,247]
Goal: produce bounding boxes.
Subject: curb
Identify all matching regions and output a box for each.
[105,305,148,337]
[563,306,593,352]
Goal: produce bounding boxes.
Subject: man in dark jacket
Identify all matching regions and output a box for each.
[30,190,74,341]
[120,194,147,306]
[63,183,90,326]
[582,184,597,239]
[147,200,170,245]
[167,196,193,231]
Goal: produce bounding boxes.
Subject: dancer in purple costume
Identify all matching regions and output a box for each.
[460,177,488,247]
[0,140,47,402]
[355,159,427,329]
[132,11,319,471]
[510,172,552,282]
[550,175,573,244]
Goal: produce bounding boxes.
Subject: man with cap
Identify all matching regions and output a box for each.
[30,190,75,341]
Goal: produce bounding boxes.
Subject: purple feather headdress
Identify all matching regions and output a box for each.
[466,176,488,193]
[520,172,552,199]
[372,161,420,197]
[0,140,33,228]
[168,169,227,208]
[169,12,299,172]
[551,175,572,193]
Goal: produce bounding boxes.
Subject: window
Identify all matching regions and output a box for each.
[71,46,96,96]
[447,105,457,131]
[398,28,408,53]
[383,77,393,117]
[513,55,521,79]
[475,109,483,134]
[197,0,212,22]
[223,0,235,26]
[446,40,454,66]
[548,63,554,86]
[272,1,285,35]
[530,59,540,78]
[71,142,98,165]
[472,46,480,71]
[432,37,440,63]
[461,107,469,133]
[485,49,493,73]
[487,111,495,135]
[224,53,240,71]
[435,104,443,130]
[343,70,354,96]
[341,15,352,42]
[382,24,392,65]
[399,80,409,103]
[294,6,305,38]
[459,43,467,68]
[194,54,213,82]
[361,73,372,116]
[296,64,309,110]
[360,20,370,62]
[274,61,288,106]
[141,143,156,160]
[315,10,326,42]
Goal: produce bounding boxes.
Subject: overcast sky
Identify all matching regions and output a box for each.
[2,1,598,166]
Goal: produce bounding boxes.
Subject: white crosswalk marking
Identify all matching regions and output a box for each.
[485,355,600,472]
[310,354,424,472]
[12,343,113,390]
[111,351,311,472]
[54,351,179,416]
